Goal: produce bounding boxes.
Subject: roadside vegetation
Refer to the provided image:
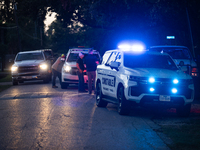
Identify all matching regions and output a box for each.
[161,118,200,150]
[0,73,12,92]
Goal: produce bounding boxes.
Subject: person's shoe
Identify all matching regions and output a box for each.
[52,85,58,88]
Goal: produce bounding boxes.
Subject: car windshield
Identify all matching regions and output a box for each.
[16,52,44,61]
[124,53,178,70]
[67,53,101,62]
[149,47,191,59]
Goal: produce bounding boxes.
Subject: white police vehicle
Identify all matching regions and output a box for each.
[95,45,194,116]
[61,47,101,89]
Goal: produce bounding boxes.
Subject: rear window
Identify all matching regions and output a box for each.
[16,52,44,61]
[149,47,192,59]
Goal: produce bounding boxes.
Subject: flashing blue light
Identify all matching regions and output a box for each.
[172,88,178,94]
[149,87,155,92]
[173,79,179,84]
[149,77,155,83]
[118,44,144,51]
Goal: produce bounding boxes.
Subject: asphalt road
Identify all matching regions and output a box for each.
[0,80,199,150]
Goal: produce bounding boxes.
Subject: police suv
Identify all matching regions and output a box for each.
[61,47,101,89]
[95,45,194,116]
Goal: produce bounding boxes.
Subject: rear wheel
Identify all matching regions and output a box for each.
[61,82,68,89]
[12,79,18,85]
[176,104,191,117]
[96,81,108,107]
[118,86,130,115]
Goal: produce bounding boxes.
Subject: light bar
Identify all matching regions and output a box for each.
[118,44,144,51]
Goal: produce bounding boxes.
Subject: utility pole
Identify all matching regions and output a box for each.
[13,0,22,52]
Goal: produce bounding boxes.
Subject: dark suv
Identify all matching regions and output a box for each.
[11,49,53,85]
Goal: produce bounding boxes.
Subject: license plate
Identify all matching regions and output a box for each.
[23,76,32,79]
[159,95,170,101]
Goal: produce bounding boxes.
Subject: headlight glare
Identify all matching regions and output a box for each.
[40,64,48,70]
[173,79,179,84]
[11,66,18,72]
[172,88,178,94]
[64,65,71,72]
[149,77,155,83]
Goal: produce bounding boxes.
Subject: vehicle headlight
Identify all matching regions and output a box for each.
[11,66,18,72]
[173,79,179,84]
[39,64,48,70]
[64,65,71,72]
[148,77,155,83]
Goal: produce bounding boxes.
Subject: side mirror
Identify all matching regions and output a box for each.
[110,61,119,71]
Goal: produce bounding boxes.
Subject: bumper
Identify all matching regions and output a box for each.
[62,73,88,84]
[12,72,50,81]
[125,84,194,107]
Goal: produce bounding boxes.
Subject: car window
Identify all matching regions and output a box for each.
[105,51,119,66]
[67,53,79,62]
[16,52,44,61]
[150,47,192,59]
[102,52,111,64]
[124,53,178,70]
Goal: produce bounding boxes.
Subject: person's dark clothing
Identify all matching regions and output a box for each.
[84,55,97,71]
[84,54,98,94]
[76,57,85,71]
[52,69,61,87]
[77,71,85,92]
[76,57,86,92]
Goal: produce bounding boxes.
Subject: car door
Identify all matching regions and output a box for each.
[102,51,120,97]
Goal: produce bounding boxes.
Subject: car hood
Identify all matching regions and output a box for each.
[13,60,45,67]
[124,68,192,79]
[64,62,76,67]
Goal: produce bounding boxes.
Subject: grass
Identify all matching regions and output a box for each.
[161,118,200,150]
[0,74,12,82]
[0,73,12,92]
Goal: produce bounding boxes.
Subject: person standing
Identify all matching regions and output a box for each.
[51,54,65,88]
[84,49,99,94]
[76,52,87,92]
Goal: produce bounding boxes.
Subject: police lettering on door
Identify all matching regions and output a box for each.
[102,76,115,87]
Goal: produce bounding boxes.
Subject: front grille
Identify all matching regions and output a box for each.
[130,84,192,99]
[18,66,38,73]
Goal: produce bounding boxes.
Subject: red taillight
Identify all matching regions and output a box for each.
[191,67,199,77]
[192,67,198,73]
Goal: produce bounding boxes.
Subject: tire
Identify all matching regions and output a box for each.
[61,82,68,89]
[117,86,130,115]
[176,104,191,117]
[96,81,108,107]
[12,79,18,85]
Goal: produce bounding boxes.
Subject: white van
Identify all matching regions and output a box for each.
[61,47,101,89]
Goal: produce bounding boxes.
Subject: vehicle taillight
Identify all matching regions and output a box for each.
[191,67,199,77]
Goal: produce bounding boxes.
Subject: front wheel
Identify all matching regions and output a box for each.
[176,104,191,117]
[12,79,18,85]
[118,86,130,115]
[96,82,107,107]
